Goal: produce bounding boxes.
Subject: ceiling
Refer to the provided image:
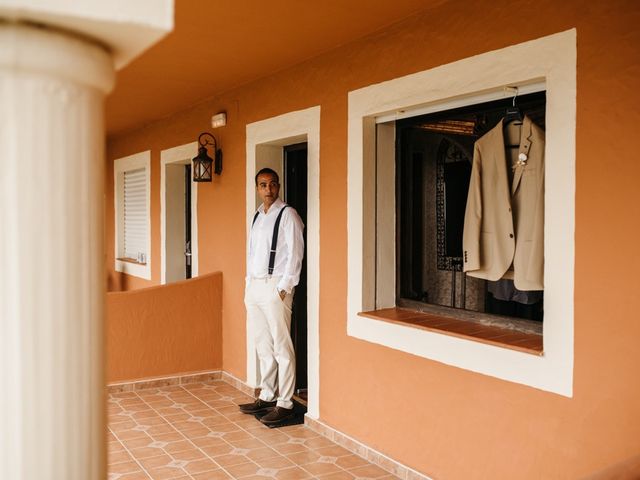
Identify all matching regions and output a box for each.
[105,0,442,136]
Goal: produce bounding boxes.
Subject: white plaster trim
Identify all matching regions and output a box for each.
[160,142,199,285]
[114,150,151,280]
[347,30,576,396]
[245,106,321,418]
[375,81,545,124]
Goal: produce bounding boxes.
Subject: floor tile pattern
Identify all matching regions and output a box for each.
[108,380,399,480]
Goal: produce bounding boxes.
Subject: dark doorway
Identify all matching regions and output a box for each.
[283,142,308,404]
[184,165,192,279]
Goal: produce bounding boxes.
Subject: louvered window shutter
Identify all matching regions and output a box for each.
[123,168,147,261]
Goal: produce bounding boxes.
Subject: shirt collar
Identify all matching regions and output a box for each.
[258,197,285,215]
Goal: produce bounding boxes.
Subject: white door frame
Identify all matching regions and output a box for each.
[245,106,321,419]
[160,142,199,284]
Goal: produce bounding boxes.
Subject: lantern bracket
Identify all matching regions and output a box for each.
[192,132,222,182]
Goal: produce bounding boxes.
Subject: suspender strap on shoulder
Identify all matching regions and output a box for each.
[268,205,288,275]
[251,211,260,227]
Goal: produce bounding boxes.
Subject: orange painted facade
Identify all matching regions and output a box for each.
[106,272,223,383]
[105,1,640,477]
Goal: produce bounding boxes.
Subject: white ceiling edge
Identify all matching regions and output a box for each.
[0,0,174,69]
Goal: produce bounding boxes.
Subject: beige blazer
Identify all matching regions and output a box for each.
[462,115,544,291]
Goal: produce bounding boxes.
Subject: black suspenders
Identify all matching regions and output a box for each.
[251,205,289,275]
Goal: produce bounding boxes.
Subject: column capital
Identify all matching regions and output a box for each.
[0,23,115,93]
[0,0,174,69]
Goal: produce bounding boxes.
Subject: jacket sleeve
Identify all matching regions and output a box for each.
[276,208,305,293]
[463,143,482,272]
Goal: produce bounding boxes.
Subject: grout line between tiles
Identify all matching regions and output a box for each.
[134,384,236,479]
[110,389,203,479]
[107,413,154,480]
[109,379,402,479]
[177,383,263,479]
[178,382,340,479]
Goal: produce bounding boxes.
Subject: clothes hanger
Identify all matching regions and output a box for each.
[503,87,523,148]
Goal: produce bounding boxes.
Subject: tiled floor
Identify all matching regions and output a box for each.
[108,380,398,480]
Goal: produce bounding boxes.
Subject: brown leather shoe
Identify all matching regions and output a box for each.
[239,399,276,414]
[259,406,295,425]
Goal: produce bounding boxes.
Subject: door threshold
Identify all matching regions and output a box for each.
[293,391,308,407]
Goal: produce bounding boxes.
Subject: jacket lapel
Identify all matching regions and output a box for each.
[494,119,512,201]
[511,116,532,195]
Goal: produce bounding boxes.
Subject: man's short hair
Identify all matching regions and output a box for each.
[255,167,280,185]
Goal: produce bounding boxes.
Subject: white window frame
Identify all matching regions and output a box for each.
[160,142,199,284]
[347,30,576,396]
[114,151,151,280]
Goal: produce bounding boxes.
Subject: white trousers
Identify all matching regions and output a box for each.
[244,276,296,409]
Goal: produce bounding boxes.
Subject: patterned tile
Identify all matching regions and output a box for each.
[245,447,282,462]
[118,473,152,480]
[300,461,343,476]
[109,461,143,474]
[252,455,295,469]
[347,464,389,479]
[318,472,356,480]
[335,455,370,470]
[170,448,206,461]
[315,445,351,458]
[108,380,402,480]
[224,461,263,477]
[273,466,313,479]
[183,458,220,474]
[191,470,232,480]
[285,449,322,465]
[256,468,278,477]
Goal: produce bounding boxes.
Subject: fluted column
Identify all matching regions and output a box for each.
[0,24,114,479]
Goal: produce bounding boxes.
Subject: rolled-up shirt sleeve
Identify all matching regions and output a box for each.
[277,209,305,293]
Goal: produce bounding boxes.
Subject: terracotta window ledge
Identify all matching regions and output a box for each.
[358,307,543,356]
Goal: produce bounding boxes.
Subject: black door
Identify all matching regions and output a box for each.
[184,165,192,279]
[283,143,308,400]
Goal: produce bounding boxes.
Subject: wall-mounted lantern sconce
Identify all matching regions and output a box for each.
[192,132,222,182]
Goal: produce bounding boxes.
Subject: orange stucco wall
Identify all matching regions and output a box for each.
[105,0,640,477]
[106,272,223,383]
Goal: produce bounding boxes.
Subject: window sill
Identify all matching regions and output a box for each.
[115,257,151,280]
[116,257,147,266]
[358,307,543,356]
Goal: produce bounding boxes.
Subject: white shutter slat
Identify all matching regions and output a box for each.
[123,168,148,261]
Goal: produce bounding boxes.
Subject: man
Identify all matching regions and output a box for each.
[240,167,304,425]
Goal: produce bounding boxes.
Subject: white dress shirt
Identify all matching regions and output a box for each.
[247,198,304,293]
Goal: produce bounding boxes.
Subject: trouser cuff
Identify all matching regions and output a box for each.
[277,400,293,409]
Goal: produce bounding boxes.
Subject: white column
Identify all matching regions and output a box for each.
[0,23,114,479]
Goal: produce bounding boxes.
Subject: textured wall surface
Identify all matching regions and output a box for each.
[106,272,223,383]
[105,1,640,478]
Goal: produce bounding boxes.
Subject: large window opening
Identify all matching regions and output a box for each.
[394,92,546,328]
[348,30,576,395]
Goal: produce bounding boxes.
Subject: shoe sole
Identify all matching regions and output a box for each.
[239,407,273,415]
[259,412,295,425]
